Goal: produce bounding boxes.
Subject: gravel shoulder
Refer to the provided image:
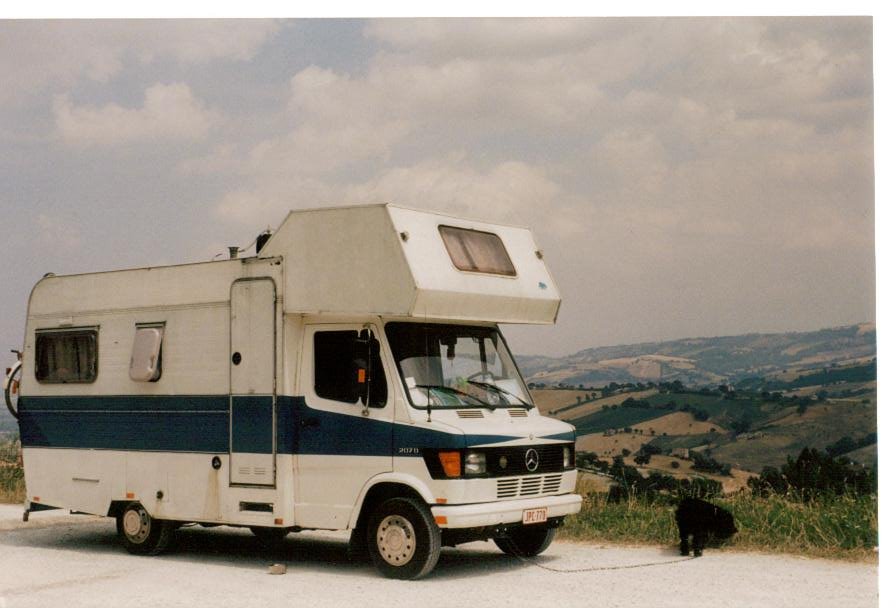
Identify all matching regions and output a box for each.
[0,505,879,608]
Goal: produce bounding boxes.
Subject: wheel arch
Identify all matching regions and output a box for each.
[349,474,435,530]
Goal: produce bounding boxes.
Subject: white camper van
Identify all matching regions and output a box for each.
[4,204,580,579]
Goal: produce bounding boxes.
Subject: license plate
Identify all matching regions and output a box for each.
[522,507,548,525]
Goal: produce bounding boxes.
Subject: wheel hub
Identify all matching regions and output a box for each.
[376,515,416,566]
[122,508,150,543]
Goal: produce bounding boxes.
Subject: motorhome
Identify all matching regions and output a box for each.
[4,204,580,579]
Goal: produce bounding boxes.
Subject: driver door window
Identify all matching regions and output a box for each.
[312,328,387,408]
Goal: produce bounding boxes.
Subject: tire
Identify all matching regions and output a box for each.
[250,526,289,545]
[367,497,441,580]
[494,525,556,557]
[117,502,174,555]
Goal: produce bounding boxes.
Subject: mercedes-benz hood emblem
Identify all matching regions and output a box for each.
[525,448,539,472]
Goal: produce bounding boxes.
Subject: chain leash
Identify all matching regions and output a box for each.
[504,536,698,573]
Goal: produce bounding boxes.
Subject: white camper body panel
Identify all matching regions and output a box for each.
[20,256,293,528]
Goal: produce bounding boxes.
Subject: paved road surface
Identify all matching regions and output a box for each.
[0,505,878,608]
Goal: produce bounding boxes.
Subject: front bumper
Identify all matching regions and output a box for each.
[430,493,582,529]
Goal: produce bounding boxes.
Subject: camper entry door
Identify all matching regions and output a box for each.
[229,277,277,486]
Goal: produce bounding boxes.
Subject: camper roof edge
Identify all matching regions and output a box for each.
[26,204,562,326]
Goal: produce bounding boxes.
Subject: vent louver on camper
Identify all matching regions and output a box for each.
[457,410,485,419]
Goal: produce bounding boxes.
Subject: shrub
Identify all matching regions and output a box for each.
[749,447,877,500]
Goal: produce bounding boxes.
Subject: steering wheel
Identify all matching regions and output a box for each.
[466,370,495,383]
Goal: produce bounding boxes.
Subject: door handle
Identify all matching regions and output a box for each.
[300,417,320,428]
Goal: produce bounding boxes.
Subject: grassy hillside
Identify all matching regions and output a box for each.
[535,357,877,483]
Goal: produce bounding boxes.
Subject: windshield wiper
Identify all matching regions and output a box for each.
[414,384,494,409]
[466,380,532,408]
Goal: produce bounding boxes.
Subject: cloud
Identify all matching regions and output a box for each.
[53,83,219,146]
[212,155,581,244]
[0,20,280,107]
[187,17,872,353]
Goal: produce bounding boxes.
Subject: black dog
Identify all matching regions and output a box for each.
[675,497,737,557]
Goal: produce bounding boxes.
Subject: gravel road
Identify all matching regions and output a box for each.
[0,505,878,608]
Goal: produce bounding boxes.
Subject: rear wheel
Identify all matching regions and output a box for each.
[367,497,441,580]
[494,525,556,557]
[117,502,174,555]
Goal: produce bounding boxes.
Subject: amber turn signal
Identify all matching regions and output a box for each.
[438,451,462,477]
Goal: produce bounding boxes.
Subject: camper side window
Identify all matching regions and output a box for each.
[35,329,98,384]
[314,330,387,408]
[130,324,164,382]
[438,225,516,277]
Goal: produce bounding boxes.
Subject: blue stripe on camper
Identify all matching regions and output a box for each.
[277,396,520,456]
[18,395,229,452]
[18,395,538,455]
[231,396,274,454]
[541,430,577,442]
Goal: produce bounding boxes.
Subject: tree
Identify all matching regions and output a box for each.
[731,414,752,435]
[749,447,877,500]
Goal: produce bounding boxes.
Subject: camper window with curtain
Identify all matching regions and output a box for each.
[35,328,98,384]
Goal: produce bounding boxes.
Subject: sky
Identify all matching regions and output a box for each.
[0,17,876,358]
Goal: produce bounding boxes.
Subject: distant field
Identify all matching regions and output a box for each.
[713,400,877,472]
[530,389,595,412]
[576,432,652,457]
[576,411,724,459]
[642,392,775,424]
[568,406,665,435]
[550,389,658,421]
[633,411,724,435]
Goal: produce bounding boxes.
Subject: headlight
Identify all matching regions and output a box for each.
[464,451,487,476]
[563,446,572,469]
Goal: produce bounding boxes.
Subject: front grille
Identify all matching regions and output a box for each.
[496,473,565,499]
[484,444,567,476]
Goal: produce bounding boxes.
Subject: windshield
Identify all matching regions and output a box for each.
[385,322,533,409]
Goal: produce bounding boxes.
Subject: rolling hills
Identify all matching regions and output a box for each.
[519,322,875,387]
[532,355,876,490]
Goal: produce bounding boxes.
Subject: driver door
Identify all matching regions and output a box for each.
[295,323,393,529]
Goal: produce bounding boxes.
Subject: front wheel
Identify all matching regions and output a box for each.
[367,497,441,580]
[494,525,556,557]
[117,502,174,555]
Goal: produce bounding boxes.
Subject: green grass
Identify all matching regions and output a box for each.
[0,439,24,503]
[561,486,878,562]
[0,465,24,503]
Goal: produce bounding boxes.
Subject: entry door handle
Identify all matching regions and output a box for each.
[300,417,320,428]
